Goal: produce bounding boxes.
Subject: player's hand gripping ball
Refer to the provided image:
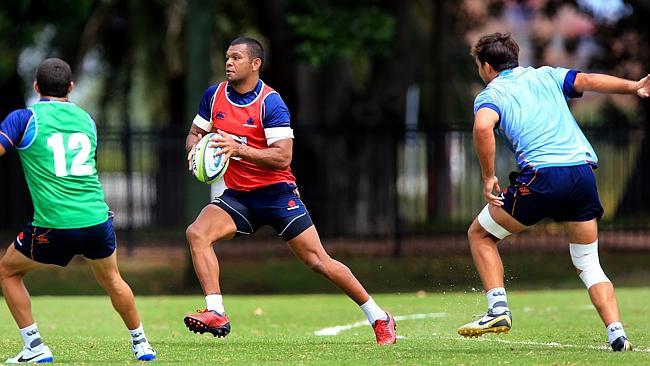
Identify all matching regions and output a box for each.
[191,133,229,184]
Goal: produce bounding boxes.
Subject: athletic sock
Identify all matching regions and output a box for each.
[19,323,43,350]
[129,323,149,345]
[360,297,387,324]
[206,294,225,315]
[486,287,509,314]
[606,322,627,344]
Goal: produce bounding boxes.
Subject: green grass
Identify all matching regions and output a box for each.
[1,289,649,365]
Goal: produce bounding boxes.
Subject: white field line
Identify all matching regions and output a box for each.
[313,312,447,336]
[445,335,650,353]
[314,312,650,353]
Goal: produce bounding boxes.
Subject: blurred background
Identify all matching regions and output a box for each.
[0,0,648,295]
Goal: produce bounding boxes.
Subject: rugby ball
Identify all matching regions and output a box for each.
[192,133,229,184]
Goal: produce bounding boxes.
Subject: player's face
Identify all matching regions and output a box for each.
[225,44,258,83]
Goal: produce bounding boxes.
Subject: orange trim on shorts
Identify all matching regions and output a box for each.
[30,230,35,260]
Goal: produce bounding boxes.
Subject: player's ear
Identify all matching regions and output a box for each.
[251,58,262,72]
[67,81,75,95]
[33,81,39,94]
[484,62,495,74]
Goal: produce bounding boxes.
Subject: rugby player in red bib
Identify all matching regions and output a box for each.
[183,37,396,345]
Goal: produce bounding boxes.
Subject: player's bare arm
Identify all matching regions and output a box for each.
[186,124,209,171]
[473,107,502,207]
[574,72,650,97]
[0,144,5,158]
[211,129,292,170]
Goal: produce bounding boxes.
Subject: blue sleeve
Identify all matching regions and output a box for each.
[262,92,291,128]
[562,69,583,99]
[473,90,501,119]
[197,84,220,121]
[551,67,583,99]
[0,109,33,152]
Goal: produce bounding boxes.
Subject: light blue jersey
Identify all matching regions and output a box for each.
[474,66,597,169]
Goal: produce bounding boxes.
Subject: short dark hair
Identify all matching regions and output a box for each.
[471,32,519,72]
[36,58,72,97]
[230,37,265,66]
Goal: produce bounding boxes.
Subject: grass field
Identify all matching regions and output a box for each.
[1,289,649,365]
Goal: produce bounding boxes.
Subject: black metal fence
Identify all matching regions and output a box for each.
[1,125,649,249]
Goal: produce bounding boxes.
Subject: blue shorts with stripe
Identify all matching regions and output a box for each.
[13,213,116,267]
[211,182,314,241]
[501,164,604,226]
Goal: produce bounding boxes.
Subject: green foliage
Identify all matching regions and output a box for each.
[1,290,649,364]
[287,1,395,68]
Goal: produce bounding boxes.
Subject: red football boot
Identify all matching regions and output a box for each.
[184,309,231,338]
[372,312,397,345]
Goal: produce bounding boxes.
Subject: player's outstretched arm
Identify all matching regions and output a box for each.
[574,72,650,98]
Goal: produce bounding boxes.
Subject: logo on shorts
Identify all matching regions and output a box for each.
[287,199,300,211]
[518,186,531,195]
[35,231,50,244]
[215,111,225,120]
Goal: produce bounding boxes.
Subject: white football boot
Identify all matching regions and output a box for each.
[457,310,512,337]
[5,345,53,364]
[132,339,156,361]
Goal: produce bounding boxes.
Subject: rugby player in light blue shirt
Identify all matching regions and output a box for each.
[457,32,649,352]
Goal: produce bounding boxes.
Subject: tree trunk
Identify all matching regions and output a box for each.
[183,0,216,288]
[426,0,452,221]
[615,103,650,219]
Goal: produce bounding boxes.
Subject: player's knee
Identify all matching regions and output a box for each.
[303,255,329,275]
[95,271,125,291]
[467,219,484,243]
[186,223,208,247]
[0,261,20,281]
[475,204,511,241]
[0,263,10,281]
[570,241,610,288]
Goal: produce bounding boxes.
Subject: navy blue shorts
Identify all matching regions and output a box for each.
[211,183,314,241]
[501,164,604,226]
[13,213,117,267]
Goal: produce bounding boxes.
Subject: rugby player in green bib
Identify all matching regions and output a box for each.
[0,58,156,363]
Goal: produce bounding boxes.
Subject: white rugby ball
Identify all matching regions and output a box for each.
[192,133,229,184]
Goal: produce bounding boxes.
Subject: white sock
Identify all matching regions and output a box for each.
[129,323,148,345]
[206,294,225,314]
[486,287,509,314]
[360,297,387,325]
[19,323,43,350]
[606,322,626,344]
